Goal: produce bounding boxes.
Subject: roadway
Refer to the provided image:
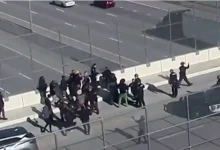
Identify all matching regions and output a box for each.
[0,1,201,65]
[2,70,220,150]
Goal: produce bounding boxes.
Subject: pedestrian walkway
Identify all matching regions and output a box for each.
[1,57,220,129]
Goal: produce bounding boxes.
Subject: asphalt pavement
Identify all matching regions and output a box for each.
[3,70,220,150]
[0,1,207,64]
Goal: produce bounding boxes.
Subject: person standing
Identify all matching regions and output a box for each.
[216,75,220,85]
[78,106,91,135]
[68,70,76,97]
[132,115,147,144]
[90,64,98,90]
[41,100,53,133]
[38,76,48,104]
[179,62,192,86]
[135,81,146,107]
[134,74,141,84]
[60,75,68,97]
[169,69,178,98]
[0,92,7,120]
[87,86,99,115]
[118,79,128,107]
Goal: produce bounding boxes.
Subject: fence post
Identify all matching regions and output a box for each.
[115,18,123,70]
[27,34,35,88]
[217,1,220,48]
[168,9,173,60]
[28,0,33,31]
[58,30,65,75]
[100,117,106,150]
[186,95,192,150]
[53,133,58,150]
[143,22,149,66]
[144,107,151,150]
[87,22,93,63]
[192,2,198,53]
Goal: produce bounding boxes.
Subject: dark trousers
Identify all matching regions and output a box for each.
[179,75,191,85]
[90,101,99,114]
[82,121,90,135]
[136,97,145,107]
[171,85,178,98]
[40,91,47,104]
[42,117,52,132]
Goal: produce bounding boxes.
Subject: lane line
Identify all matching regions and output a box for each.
[142,35,154,40]
[132,10,137,12]
[106,13,117,17]
[146,13,151,16]
[0,0,6,4]
[31,11,38,15]
[157,125,204,141]
[18,73,32,80]
[65,22,76,27]
[95,21,106,25]
[56,8,64,13]
[109,37,122,43]
[0,11,139,65]
[120,6,123,9]
[0,87,10,95]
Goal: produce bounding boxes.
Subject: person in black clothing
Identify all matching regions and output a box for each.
[68,70,76,97]
[86,86,99,115]
[169,69,178,98]
[217,75,220,85]
[49,80,56,98]
[60,76,67,97]
[78,106,91,135]
[91,64,98,90]
[102,67,112,89]
[74,71,82,90]
[38,76,48,104]
[134,74,141,84]
[179,62,192,86]
[82,71,91,94]
[108,73,118,105]
[129,79,137,99]
[118,79,129,107]
[135,81,145,107]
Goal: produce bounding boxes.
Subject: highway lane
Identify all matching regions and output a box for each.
[0,1,195,63]
[2,70,220,150]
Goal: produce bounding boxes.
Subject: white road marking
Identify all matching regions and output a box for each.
[0,0,6,4]
[56,8,64,13]
[132,10,137,12]
[65,22,76,27]
[142,35,154,40]
[107,13,117,17]
[95,21,106,25]
[109,37,122,43]
[157,125,204,141]
[0,11,139,65]
[0,87,10,95]
[120,6,123,8]
[19,73,32,80]
[161,17,164,20]
[146,13,151,16]
[31,11,38,15]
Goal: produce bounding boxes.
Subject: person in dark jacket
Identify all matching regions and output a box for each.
[129,79,137,99]
[179,62,192,86]
[169,69,178,98]
[102,67,112,88]
[60,76,67,97]
[135,81,145,107]
[78,106,91,135]
[90,64,98,90]
[49,80,56,97]
[86,86,99,115]
[0,92,7,120]
[38,76,48,104]
[82,71,91,94]
[134,74,141,84]
[68,70,76,97]
[74,71,82,90]
[217,75,220,85]
[41,99,53,133]
[118,79,128,107]
[108,73,118,105]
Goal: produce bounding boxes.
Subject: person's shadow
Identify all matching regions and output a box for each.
[146,83,172,97]
[26,117,45,132]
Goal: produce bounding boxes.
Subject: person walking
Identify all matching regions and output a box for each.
[118,79,128,107]
[132,115,147,144]
[135,81,146,107]
[179,62,192,86]
[41,99,53,133]
[169,69,178,98]
[78,106,91,135]
[0,92,7,120]
[38,76,48,104]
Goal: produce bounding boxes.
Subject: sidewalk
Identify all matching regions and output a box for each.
[1,58,220,128]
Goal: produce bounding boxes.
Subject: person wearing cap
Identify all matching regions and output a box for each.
[179,62,192,86]
[169,69,178,98]
[132,115,147,143]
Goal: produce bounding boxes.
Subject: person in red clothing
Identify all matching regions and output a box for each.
[0,92,7,120]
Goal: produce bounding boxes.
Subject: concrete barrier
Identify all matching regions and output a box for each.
[22,91,41,107]
[120,67,136,81]
[5,94,24,111]
[209,47,220,60]
[160,55,185,72]
[185,50,209,65]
